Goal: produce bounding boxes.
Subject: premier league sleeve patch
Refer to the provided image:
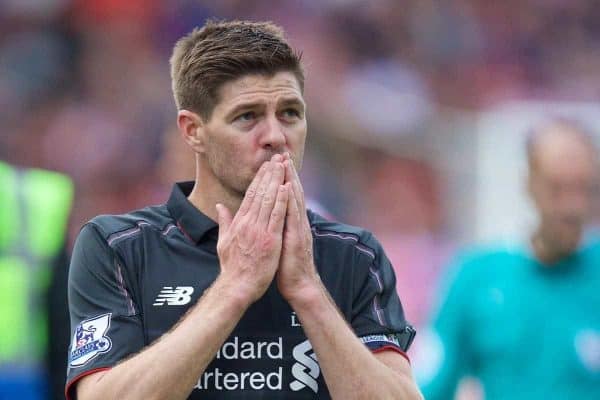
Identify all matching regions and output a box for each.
[359,333,403,352]
[69,313,113,368]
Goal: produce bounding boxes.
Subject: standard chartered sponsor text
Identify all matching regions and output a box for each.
[195,367,283,391]
[215,336,283,360]
[195,336,284,391]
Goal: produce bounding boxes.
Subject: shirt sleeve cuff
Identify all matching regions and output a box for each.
[360,333,411,363]
[371,344,410,363]
[65,367,112,400]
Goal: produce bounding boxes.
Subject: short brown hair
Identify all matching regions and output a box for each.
[170,20,304,120]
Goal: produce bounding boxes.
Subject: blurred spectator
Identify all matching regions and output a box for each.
[417,118,600,399]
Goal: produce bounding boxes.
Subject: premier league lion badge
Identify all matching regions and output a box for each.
[69,313,112,367]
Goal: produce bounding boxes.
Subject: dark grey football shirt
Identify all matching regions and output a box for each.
[66,182,415,399]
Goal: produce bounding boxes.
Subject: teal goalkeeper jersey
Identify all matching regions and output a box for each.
[419,239,600,400]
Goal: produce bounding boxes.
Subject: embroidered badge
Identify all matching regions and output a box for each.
[69,313,112,367]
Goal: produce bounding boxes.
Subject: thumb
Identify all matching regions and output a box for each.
[215,203,233,233]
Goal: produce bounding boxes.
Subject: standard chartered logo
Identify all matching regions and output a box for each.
[195,337,283,391]
[290,339,320,393]
[194,337,321,393]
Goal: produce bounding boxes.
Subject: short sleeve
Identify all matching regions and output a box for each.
[65,223,144,398]
[350,237,416,354]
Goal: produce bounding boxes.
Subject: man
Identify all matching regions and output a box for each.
[420,118,600,399]
[0,160,73,400]
[66,20,422,400]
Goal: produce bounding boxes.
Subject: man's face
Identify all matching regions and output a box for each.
[529,133,598,255]
[200,71,307,197]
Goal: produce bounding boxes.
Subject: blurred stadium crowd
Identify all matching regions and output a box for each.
[1,1,600,399]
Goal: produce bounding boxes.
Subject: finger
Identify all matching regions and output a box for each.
[238,162,268,217]
[268,183,290,234]
[258,161,285,225]
[215,203,233,234]
[284,160,306,215]
[283,156,293,183]
[286,159,313,233]
[285,178,301,231]
[247,161,274,222]
[289,159,307,212]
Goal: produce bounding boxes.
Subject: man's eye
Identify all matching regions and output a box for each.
[236,111,255,122]
[282,109,300,119]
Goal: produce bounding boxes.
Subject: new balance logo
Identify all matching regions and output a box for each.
[290,340,320,393]
[153,286,194,306]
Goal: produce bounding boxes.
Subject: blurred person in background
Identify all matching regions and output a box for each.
[65,20,421,400]
[418,118,600,399]
[0,160,73,400]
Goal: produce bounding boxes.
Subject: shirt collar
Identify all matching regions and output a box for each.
[166,181,218,243]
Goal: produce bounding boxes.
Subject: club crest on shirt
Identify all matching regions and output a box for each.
[69,313,112,368]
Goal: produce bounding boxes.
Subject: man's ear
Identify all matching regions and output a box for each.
[177,110,206,154]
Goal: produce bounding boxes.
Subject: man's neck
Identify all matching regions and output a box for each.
[531,230,565,266]
[187,179,242,223]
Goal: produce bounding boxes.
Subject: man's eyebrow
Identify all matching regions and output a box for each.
[225,102,262,119]
[226,97,305,118]
[278,97,305,110]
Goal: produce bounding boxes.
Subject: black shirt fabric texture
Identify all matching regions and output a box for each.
[66,182,415,399]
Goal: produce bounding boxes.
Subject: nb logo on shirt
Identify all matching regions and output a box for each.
[153,286,194,306]
[290,340,320,393]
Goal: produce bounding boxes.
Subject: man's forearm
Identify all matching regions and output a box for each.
[289,281,422,400]
[77,277,251,400]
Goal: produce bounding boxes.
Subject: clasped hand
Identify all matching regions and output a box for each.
[215,153,319,305]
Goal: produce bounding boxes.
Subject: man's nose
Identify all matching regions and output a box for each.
[259,115,287,150]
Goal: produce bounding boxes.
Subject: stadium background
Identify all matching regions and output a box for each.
[1,1,599,399]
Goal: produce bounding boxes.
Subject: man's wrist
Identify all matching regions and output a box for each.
[285,277,328,312]
[210,275,256,311]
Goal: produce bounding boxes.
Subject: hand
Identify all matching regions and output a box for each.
[215,154,289,304]
[276,154,321,303]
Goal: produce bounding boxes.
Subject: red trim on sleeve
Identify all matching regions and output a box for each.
[372,345,411,364]
[65,367,112,400]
